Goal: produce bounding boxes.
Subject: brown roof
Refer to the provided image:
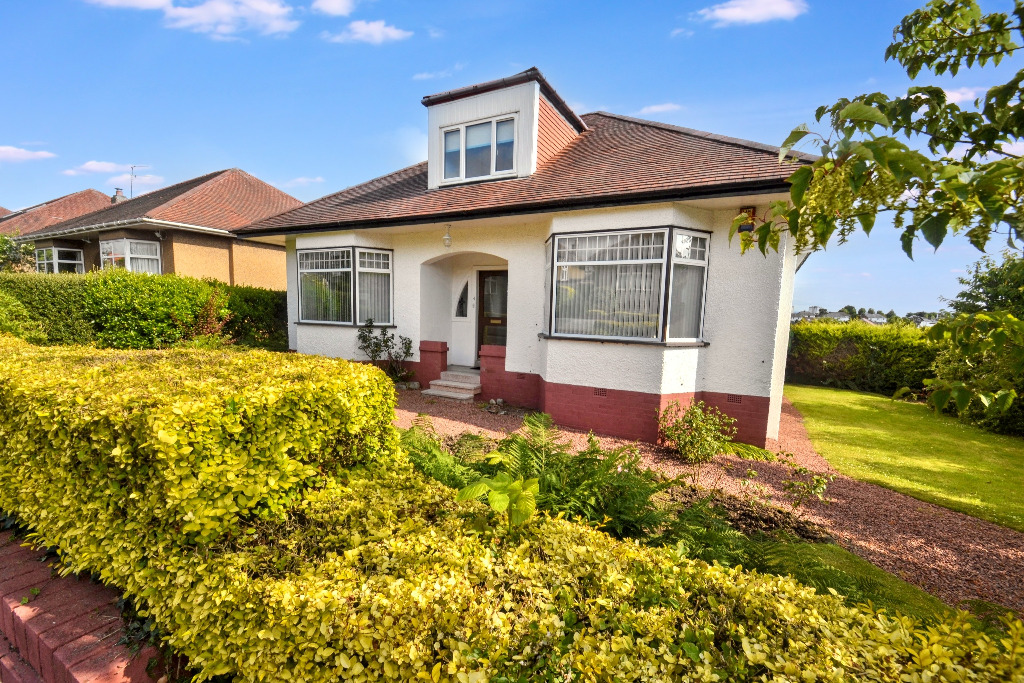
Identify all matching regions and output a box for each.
[28,169,302,239]
[0,207,10,218]
[241,112,812,236]
[422,67,587,133]
[0,189,110,237]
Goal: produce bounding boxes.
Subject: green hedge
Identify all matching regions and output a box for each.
[0,271,286,349]
[788,320,938,395]
[0,289,45,343]
[0,337,1021,681]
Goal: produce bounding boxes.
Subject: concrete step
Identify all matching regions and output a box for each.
[440,370,480,384]
[430,379,482,393]
[421,389,475,401]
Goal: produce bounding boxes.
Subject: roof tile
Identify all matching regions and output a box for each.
[0,190,110,237]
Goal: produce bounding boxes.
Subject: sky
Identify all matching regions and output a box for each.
[0,0,1020,314]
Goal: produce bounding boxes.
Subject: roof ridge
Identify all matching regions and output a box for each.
[582,111,818,162]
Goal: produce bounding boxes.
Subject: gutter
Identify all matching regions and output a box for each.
[235,179,793,238]
[14,217,234,243]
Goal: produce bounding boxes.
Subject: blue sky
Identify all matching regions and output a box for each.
[1,0,1019,313]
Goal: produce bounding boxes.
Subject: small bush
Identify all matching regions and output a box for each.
[788,320,937,394]
[659,400,737,480]
[222,283,287,350]
[0,289,45,343]
[933,344,1024,436]
[357,319,413,381]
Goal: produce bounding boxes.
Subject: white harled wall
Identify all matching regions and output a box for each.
[285,199,797,438]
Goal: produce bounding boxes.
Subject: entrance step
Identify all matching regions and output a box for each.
[421,388,475,401]
[440,369,480,384]
[422,370,482,400]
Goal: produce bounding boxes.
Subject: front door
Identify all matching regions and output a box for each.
[477,270,508,360]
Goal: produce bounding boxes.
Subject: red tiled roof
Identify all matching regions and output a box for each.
[0,207,10,218]
[241,112,812,235]
[26,169,302,240]
[0,189,110,237]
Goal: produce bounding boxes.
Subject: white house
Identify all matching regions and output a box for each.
[239,68,810,446]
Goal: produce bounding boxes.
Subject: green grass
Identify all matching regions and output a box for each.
[786,384,1024,532]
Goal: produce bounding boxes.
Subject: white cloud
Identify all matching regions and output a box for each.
[695,0,808,26]
[0,146,56,163]
[83,0,299,37]
[412,62,465,80]
[322,19,412,44]
[670,27,694,38]
[311,0,355,15]
[107,173,165,187]
[283,176,325,187]
[637,103,683,115]
[944,86,985,105]
[62,160,133,176]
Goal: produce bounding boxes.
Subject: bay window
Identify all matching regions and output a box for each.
[35,248,84,274]
[549,227,709,342]
[100,239,161,274]
[442,115,516,182]
[298,247,393,325]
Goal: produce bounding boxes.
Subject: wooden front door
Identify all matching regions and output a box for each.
[477,270,508,359]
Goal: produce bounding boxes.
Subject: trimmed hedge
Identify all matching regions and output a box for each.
[0,290,45,343]
[0,271,286,349]
[0,338,1021,681]
[788,320,938,395]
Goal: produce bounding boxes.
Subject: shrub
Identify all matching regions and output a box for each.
[787,320,937,394]
[659,400,737,481]
[0,272,93,344]
[357,319,413,381]
[222,283,287,350]
[0,290,45,343]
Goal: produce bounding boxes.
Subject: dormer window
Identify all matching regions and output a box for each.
[441,115,517,182]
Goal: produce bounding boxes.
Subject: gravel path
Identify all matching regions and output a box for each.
[395,390,1024,614]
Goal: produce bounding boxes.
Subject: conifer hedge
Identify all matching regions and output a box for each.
[0,337,1020,682]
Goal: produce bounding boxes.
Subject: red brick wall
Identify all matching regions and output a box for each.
[409,340,448,386]
[475,350,771,446]
[537,96,578,166]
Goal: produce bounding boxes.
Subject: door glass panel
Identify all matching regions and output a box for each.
[479,272,508,348]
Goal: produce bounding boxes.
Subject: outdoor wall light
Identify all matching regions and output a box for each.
[442,225,452,249]
[738,206,756,233]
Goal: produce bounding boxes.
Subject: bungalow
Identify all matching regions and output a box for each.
[0,189,110,237]
[238,68,808,446]
[0,207,10,218]
[18,169,301,289]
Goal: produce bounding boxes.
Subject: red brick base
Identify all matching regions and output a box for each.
[477,346,771,447]
[408,341,449,386]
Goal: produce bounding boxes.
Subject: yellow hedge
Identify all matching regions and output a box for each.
[0,336,1021,682]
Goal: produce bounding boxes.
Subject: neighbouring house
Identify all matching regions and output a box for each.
[820,312,852,322]
[0,207,11,218]
[0,189,110,237]
[861,313,888,324]
[16,169,301,289]
[238,68,810,446]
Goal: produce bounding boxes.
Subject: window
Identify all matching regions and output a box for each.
[441,115,516,182]
[297,247,393,325]
[100,239,161,274]
[454,281,469,318]
[549,227,709,342]
[35,248,84,274]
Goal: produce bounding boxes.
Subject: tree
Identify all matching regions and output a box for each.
[858,307,867,316]
[842,305,858,315]
[0,236,34,273]
[736,0,1024,413]
[868,308,876,314]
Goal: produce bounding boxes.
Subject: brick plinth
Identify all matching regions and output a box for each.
[471,352,772,447]
[409,341,448,386]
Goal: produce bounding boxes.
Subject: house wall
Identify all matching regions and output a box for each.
[285,199,797,446]
[426,81,541,189]
[166,231,232,281]
[230,239,286,289]
[536,95,579,166]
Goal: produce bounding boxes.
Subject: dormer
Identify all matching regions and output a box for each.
[422,67,587,190]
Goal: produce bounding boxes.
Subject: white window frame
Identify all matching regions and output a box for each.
[549,228,670,342]
[296,247,394,326]
[665,229,711,342]
[439,113,518,185]
[35,247,84,274]
[355,248,394,325]
[546,226,711,343]
[99,238,161,274]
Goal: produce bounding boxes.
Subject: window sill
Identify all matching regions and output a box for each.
[295,321,396,329]
[537,333,708,348]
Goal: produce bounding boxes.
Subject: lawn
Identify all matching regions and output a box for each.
[786,384,1024,532]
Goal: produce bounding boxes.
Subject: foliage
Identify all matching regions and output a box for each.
[457,472,539,531]
[357,318,413,381]
[779,459,835,516]
[0,289,45,343]
[0,272,94,344]
[403,413,678,540]
[658,400,737,481]
[788,320,938,394]
[1,342,1022,681]
[787,384,1024,532]
[221,283,287,350]
[732,0,1024,412]
[0,235,35,272]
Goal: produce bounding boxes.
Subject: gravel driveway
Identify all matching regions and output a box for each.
[395,390,1024,614]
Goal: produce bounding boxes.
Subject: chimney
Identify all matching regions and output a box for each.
[111,188,127,204]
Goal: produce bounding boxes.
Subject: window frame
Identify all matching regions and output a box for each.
[296,246,395,326]
[35,247,85,274]
[99,238,162,274]
[439,113,518,185]
[546,226,711,344]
